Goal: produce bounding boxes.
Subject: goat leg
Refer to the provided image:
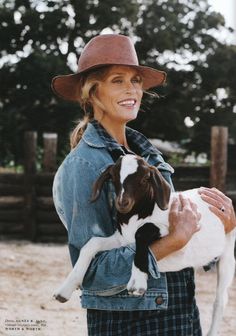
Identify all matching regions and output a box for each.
[54,232,123,302]
[207,229,236,336]
[127,222,161,296]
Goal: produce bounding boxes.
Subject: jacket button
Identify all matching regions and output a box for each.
[155,296,164,305]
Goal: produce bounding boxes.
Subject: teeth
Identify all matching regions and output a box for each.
[118,99,136,106]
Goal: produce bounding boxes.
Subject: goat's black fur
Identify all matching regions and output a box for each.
[134,222,161,274]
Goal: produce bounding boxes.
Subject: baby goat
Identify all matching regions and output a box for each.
[54,154,235,336]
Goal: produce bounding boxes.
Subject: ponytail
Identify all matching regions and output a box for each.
[69,66,110,149]
[70,114,90,149]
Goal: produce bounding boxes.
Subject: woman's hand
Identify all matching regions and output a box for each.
[168,194,201,250]
[198,187,236,234]
[150,194,201,260]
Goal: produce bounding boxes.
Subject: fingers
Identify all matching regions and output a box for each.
[179,193,193,210]
[199,193,223,210]
[179,194,201,228]
[190,201,201,222]
[208,205,225,219]
[179,194,198,213]
[188,198,202,228]
[171,194,198,212]
[199,187,232,207]
[169,197,179,222]
[170,195,191,214]
[198,187,236,233]
[170,194,201,223]
[169,194,201,247]
[198,187,232,215]
[200,189,224,206]
[170,197,179,212]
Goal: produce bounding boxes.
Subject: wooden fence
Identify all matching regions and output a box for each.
[0,127,235,243]
[0,132,66,242]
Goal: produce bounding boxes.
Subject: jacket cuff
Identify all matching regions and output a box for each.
[148,247,161,279]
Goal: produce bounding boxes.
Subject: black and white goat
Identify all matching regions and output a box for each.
[54,154,235,336]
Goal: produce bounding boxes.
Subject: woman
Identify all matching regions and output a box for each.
[52,34,236,335]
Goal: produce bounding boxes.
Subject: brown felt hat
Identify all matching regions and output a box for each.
[51,34,167,101]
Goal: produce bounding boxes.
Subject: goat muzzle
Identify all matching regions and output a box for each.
[115,196,134,214]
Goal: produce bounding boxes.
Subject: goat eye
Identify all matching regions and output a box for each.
[141,173,150,184]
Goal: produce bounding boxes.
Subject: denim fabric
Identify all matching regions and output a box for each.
[52,123,187,311]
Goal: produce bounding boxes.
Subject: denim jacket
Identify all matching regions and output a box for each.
[52,123,175,311]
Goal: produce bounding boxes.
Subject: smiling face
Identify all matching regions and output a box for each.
[92,65,143,125]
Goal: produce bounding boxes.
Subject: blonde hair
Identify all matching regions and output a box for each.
[70,66,111,149]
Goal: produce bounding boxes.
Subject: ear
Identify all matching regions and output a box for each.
[150,167,171,210]
[90,164,114,202]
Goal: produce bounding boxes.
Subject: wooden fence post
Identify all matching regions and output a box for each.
[42,133,58,172]
[24,131,37,241]
[210,126,228,192]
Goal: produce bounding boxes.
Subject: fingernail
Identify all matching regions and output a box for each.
[198,187,205,193]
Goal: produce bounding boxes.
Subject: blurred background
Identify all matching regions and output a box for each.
[0,0,236,169]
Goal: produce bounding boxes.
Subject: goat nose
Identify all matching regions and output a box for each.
[116,195,134,213]
[117,196,130,208]
[121,198,130,207]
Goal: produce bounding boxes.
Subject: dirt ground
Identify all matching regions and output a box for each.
[0,241,235,336]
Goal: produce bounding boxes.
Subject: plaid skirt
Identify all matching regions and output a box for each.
[87,269,202,336]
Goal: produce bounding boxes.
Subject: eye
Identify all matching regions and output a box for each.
[111,77,123,84]
[132,76,142,84]
[141,172,151,184]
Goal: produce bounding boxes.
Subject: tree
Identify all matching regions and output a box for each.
[1,0,236,164]
[0,0,139,164]
[132,0,236,156]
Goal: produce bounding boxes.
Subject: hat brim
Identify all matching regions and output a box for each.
[51,65,166,102]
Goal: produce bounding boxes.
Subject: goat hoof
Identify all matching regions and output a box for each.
[127,276,147,296]
[53,294,68,303]
[128,288,146,296]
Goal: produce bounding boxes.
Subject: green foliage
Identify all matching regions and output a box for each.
[0,0,236,165]
[0,0,139,164]
[132,0,236,155]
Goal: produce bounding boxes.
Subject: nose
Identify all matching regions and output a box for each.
[116,195,133,213]
[125,81,136,93]
[117,197,130,208]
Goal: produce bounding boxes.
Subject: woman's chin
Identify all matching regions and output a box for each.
[122,111,139,123]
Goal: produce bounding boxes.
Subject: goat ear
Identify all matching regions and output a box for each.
[150,167,171,210]
[90,165,114,202]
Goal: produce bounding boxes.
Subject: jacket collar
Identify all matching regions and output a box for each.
[82,123,106,148]
[82,122,161,157]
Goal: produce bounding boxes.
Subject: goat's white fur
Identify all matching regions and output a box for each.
[120,154,138,183]
[54,158,235,336]
[127,263,148,296]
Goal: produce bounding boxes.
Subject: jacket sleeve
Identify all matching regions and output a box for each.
[53,155,160,293]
